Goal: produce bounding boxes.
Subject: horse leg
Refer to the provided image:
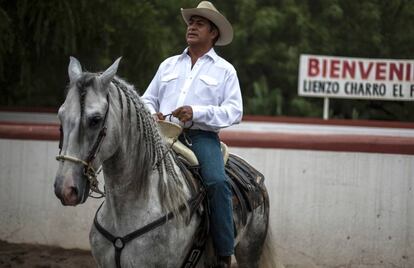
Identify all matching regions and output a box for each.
[234,212,268,268]
[235,188,271,268]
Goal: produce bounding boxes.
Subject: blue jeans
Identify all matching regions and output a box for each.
[180,129,234,256]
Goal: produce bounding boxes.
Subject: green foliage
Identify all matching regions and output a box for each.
[0,0,413,121]
[0,0,171,105]
[0,5,12,80]
[290,97,322,118]
[246,76,282,116]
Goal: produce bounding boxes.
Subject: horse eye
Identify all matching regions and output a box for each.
[89,115,102,127]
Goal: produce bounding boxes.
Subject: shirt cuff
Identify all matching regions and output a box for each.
[191,105,208,122]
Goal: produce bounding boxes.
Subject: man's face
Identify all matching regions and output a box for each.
[186,16,218,47]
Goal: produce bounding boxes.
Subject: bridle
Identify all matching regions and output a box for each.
[55,94,110,199]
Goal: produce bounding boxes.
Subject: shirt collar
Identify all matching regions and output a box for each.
[181,47,218,63]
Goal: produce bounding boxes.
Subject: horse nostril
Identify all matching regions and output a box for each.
[71,186,78,196]
[70,186,79,199]
[61,185,80,205]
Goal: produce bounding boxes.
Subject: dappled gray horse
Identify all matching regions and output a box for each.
[54,57,283,268]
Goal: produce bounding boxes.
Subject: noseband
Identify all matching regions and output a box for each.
[55,95,110,199]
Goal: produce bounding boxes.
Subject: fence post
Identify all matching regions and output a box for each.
[323,97,329,120]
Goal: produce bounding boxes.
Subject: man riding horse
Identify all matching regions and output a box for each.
[142,1,243,267]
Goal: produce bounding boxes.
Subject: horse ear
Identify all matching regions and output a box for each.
[99,57,122,87]
[68,56,82,84]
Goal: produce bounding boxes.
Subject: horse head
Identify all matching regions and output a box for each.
[54,57,121,206]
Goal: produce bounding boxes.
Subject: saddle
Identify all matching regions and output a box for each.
[157,121,229,166]
[157,121,266,225]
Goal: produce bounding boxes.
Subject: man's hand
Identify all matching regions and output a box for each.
[153,112,165,121]
[172,106,193,122]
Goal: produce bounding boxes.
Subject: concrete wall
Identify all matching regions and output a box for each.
[0,138,413,267]
[232,148,414,268]
[0,139,99,249]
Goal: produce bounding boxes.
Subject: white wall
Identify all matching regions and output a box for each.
[0,138,413,267]
[231,148,414,268]
[0,139,100,249]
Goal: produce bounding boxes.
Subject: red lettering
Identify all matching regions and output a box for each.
[330,60,340,78]
[359,61,373,79]
[406,63,412,81]
[309,57,413,82]
[389,63,403,81]
[308,58,319,77]
[375,62,386,80]
[342,60,355,79]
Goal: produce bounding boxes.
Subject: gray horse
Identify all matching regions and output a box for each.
[54,57,284,268]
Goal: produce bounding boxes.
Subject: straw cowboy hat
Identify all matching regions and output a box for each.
[181,1,233,46]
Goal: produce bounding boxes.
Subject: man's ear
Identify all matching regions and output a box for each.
[211,28,219,43]
[214,28,219,38]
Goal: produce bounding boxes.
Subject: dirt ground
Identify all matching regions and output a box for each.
[0,240,243,268]
[0,240,95,268]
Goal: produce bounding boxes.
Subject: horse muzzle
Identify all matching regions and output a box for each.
[54,173,90,206]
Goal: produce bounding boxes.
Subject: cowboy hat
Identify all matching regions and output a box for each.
[181,1,233,46]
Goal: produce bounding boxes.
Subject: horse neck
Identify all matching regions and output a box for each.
[100,83,157,215]
[102,160,163,224]
[100,151,187,229]
[98,81,189,225]
[98,125,164,227]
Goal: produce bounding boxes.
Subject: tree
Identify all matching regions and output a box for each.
[1,0,413,121]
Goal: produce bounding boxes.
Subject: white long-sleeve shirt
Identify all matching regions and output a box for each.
[142,48,243,132]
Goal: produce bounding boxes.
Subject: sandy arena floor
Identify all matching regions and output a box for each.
[0,240,95,268]
[0,240,243,268]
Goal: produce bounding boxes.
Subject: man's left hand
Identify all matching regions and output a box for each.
[172,106,193,122]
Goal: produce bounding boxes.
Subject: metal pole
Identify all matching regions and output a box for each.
[323,97,329,120]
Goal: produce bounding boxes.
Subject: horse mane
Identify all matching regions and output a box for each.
[76,73,188,217]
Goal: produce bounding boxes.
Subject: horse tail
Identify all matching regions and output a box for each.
[256,181,284,268]
[258,226,285,268]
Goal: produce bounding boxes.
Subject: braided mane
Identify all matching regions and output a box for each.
[77,73,188,217]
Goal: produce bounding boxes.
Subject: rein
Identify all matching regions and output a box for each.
[55,94,110,199]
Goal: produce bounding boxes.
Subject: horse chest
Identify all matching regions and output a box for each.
[90,225,157,267]
[89,216,201,268]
